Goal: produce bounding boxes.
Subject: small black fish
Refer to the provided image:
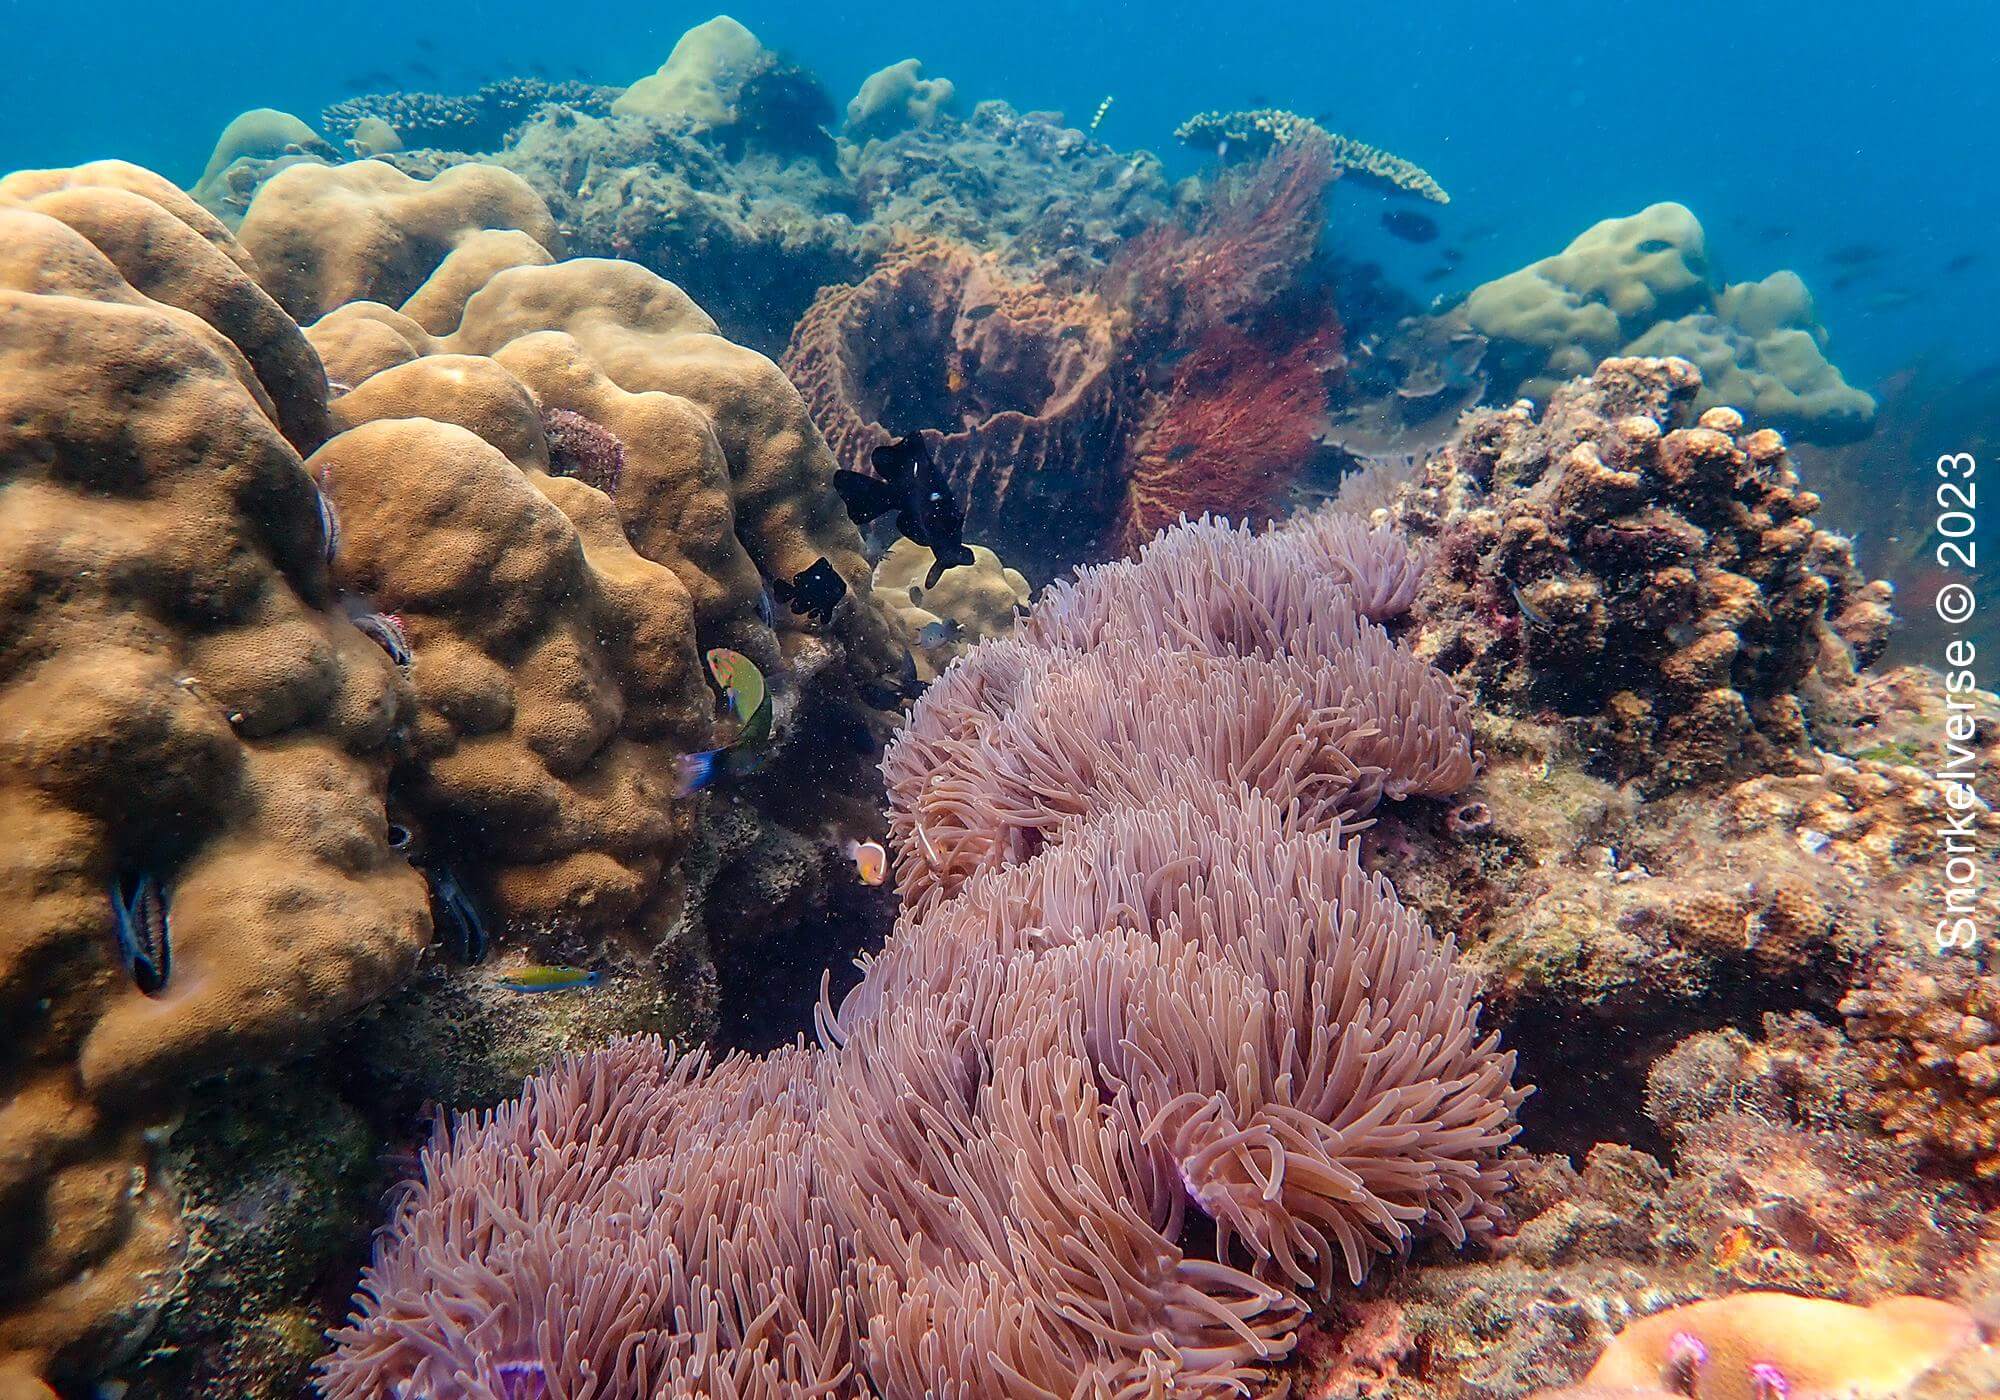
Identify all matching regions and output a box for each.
[1945,251,1981,275]
[860,651,927,711]
[1828,241,1885,267]
[109,871,171,995]
[770,557,848,626]
[1381,209,1439,244]
[1421,265,1454,283]
[835,435,975,588]
[962,303,1000,322]
[1440,246,1465,264]
[423,864,488,965]
[1635,238,1674,255]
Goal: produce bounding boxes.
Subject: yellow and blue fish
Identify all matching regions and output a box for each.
[675,648,774,795]
[499,964,602,994]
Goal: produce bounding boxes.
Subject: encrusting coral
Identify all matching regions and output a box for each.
[1531,1293,1983,1399]
[1390,355,1893,788]
[1461,203,1874,443]
[318,511,1524,1398]
[0,153,898,1398]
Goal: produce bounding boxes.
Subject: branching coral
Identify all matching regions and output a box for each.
[1174,108,1449,203]
[321,512,1519,1398]
[1392,356,1893,787]
[319,78,621,153]
[1843,950,2000,1179]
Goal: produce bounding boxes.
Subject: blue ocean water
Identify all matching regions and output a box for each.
[3,0,1994,387]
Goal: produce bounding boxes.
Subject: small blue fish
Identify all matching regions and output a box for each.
[109,871,171,995]
[1511,584,1554,628]
[314,486,341,567]
[352,611,411,669]
[422,864,488,964]
[499,965,602,994]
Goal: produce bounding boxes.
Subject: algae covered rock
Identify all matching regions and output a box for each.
[844,57,960,143]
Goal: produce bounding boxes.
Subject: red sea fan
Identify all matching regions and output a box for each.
[1115,317,1342,552]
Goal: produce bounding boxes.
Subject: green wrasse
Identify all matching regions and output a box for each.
[498,964,602,994]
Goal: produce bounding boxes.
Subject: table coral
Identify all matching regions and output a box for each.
[0,161,429,1395]
[1175,107,1450,202]
[319,511,1521,1399]
[1391,356,1893,788]
[1462,204,1874,444]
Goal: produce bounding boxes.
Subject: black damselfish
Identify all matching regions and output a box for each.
[771,556,848,625]
[835,433,976,589]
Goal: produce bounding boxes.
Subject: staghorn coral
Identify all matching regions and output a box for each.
[319,78,622,153]
[1174,107,1450,202]
[321,512,1522,1398]
[1462,203,1873,443]
[1391,356,1894,788]
[0,161,429,1394]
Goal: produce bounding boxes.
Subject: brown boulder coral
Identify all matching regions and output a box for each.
[0,162,428,1395]
[270,162,897,946]
[1393,356,1893,788]
[0,155,900,1397]
[873,538,1029,680]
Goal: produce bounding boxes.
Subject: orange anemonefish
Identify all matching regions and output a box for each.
[846,838,888,886]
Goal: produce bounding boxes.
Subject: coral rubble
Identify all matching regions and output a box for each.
[1462,203,1875,443]
[0,154,895,1397]
[319,512,1522,1398]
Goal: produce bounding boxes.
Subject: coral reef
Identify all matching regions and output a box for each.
[319,79,621,154]
[786,132,1344,576]
[0,154,896,1397]
[190,108,337,212]
[873,538,1029,679]
[1292,1015,1997,1399]
[1389,356,1893,788]
[1540,1293,1982,1399]
[1462,203,1874,443]
[1844,948,2000,1180]
[843,58,959,143]
[0,159,426,1394]
[320,512,1521,1397]
[1175,108,1450,202]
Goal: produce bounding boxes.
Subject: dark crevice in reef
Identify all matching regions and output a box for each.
[1507,959,1833,1165]
[711,870,896,1054]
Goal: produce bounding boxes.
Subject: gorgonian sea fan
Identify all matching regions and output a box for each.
[322,514,1520,1400]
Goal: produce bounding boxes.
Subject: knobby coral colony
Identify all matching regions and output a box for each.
[783,127,1350,578]
[0,154,898,1394]
[320,513,1526,1397]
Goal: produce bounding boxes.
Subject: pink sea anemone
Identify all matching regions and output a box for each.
[321,514,1521,1399]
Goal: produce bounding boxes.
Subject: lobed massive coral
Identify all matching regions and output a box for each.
[0,154,895,1397]
[1390,356,1893,788]
[1461,203,1875,443]
[320,511,1522,1398]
